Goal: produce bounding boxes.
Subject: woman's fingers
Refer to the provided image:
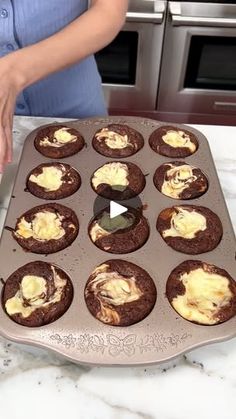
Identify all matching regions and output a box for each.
[0,123,8,172]
[5,124,13,164]
[0,159,6,173]
[0,54,24,172]
[0,93,7,172]
[4,107,14,164]
[0,95,15,167]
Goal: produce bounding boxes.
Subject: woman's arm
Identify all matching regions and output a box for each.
[0,0,128,172]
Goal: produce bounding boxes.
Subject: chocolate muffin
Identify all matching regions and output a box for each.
[12,203,79,254]
[154,161,208,199]
[166,260,236,325]
[34,124,85,158]
[88,207,149,254]
[84,259,157,326]
[157,205,223,254]
[26,162,81,200]
[91,161,146,200]
[149,125,198,158]
[2,261,73,327]
[92,124,144,158]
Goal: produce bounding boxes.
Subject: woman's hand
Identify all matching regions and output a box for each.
[0,55,25,172]
[0,0,128,173]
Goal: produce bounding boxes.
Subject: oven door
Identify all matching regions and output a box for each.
[157,2,236,121]
[95,1,166,112]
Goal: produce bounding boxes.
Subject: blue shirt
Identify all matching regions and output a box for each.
[0,0,107,118]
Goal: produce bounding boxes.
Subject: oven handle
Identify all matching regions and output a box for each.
[126,12,164,24]
[214,102,236,111]
[171,15,236,28]
[169,4,236,27]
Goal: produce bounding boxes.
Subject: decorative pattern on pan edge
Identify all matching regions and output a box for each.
[50,332,192,357]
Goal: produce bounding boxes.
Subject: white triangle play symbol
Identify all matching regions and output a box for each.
[110,201,127,219]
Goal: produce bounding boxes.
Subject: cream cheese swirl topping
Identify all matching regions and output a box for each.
[162,164,197,199]
[16,211,66,241]
[92,162,129,191]
[87,271,142,324]
[162,130,196,152]
[95,128,130,149]
[5,267,67,318]
[163,207,207,239]
[40,127,77,148]
[29,166,64,191]
[172,268,233,325]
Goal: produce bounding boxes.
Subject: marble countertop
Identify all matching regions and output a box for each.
[0,116,235,419]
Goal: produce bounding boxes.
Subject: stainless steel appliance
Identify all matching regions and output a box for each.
[95,0,166,112]
[157,2,236,124]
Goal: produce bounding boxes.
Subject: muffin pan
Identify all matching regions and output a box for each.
[0,116,235,366]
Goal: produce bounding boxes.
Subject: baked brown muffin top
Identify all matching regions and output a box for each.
[157,205,223,254]
[166,260,236,325]
[91,161,146,200]
[84,259,156,326]
[2,261,73,327]
[34,124,84,158]
[12,203,79,254]
[88,207,149,254]
[26,162,81,200]
[92,124,144,158]
[149,125,198,158]
[154,161,208,200]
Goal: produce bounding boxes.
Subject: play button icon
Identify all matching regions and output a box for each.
[110,201,127,219]
[93,189,143,232]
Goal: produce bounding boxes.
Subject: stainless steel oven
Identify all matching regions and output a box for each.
[95,0,166,112]
[157,2,236,124]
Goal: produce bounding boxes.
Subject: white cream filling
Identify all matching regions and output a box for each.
[29,166,64,192]
[16,211,66,241]
[40,127,77,148]
[172,268,233,325]
[163,207,207,239]
[162,130,196,152]
[95,128,130,149]
[92,162,129,191]
[161,164,197,199]
[87,271,142,324]
[5,267,67,318]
